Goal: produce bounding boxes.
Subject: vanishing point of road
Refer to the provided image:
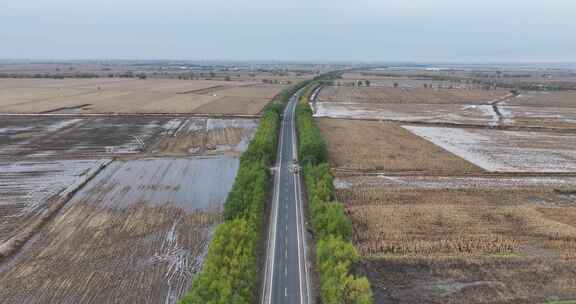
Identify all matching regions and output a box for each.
[261,91,311,304]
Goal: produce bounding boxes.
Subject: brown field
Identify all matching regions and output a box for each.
[340,186,576,303]
[317,118,480,173]
[317,86,508,105]
[0,79,283,114]
[320,70,576,304]
[362,258,576,304]
[506,91,576,108]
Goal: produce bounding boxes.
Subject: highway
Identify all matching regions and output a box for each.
[261,91,311,304]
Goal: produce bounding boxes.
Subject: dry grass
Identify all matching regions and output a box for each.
[340,187,576,259]
[317,118,481,172]
[0,79,282,114]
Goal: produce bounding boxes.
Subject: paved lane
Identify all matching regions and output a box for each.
[261,92,310,304]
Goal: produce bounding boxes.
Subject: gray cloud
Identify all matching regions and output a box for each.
[0,0,574,62]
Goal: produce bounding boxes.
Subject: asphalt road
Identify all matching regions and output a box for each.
[261,92,310,304]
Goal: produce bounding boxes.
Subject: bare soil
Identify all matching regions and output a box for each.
[361,258,576,304]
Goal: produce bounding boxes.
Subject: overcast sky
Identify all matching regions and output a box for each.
[0,0,575,62]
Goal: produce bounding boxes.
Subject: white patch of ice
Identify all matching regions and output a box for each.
[45,118,83,131]
[403,126,576,172]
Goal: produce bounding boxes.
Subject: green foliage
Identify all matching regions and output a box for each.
[296,99,373,304]
[180,219,257,304]
[241,109,279,165]
[223,161,268,222]
[303,163,334,203]
[317,237,373,304]
[312,202,352,241]
[296,103,328,165]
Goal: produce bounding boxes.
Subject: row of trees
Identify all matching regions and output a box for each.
[296,99,373,304]
[179,94,284,304]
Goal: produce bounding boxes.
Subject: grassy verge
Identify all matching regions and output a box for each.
[296,96,374,303]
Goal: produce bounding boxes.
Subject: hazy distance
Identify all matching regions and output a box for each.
[1,0,575,63]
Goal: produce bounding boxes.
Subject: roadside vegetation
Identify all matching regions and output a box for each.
[296,86,374,304]
[179,86,290,304]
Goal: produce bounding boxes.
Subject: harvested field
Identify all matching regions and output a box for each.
[0,156,237,304]
[506,91,576,108]
[341,187,576,259]
[404,126,576,172]
[317,86,508,104]
[0,159,109,243]
[150,118,257,156]
[0,116,257,159]
[362,258,576,304]
[191,84,284,114]
[323,71,576,304]
[313,102,504,126]
[340,73,497,89]
[339,181,576,303]
[317,118,480,172]
[0,79,281,114]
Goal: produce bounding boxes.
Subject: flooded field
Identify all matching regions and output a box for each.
[404,126,576,172]
[0,159,109,243]
[0,156,237,303]
[0,116,258,159]
[150,118,257,156]
[0,109,258,303]
[500,105,576,128]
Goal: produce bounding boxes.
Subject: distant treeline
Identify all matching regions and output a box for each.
[296,76,374,304]
[0,72,147,79]
[359,72,576,91]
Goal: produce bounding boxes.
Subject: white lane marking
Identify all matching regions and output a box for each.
[296,167,311,304]
[262,98,288,304]
[291,96,310,304]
